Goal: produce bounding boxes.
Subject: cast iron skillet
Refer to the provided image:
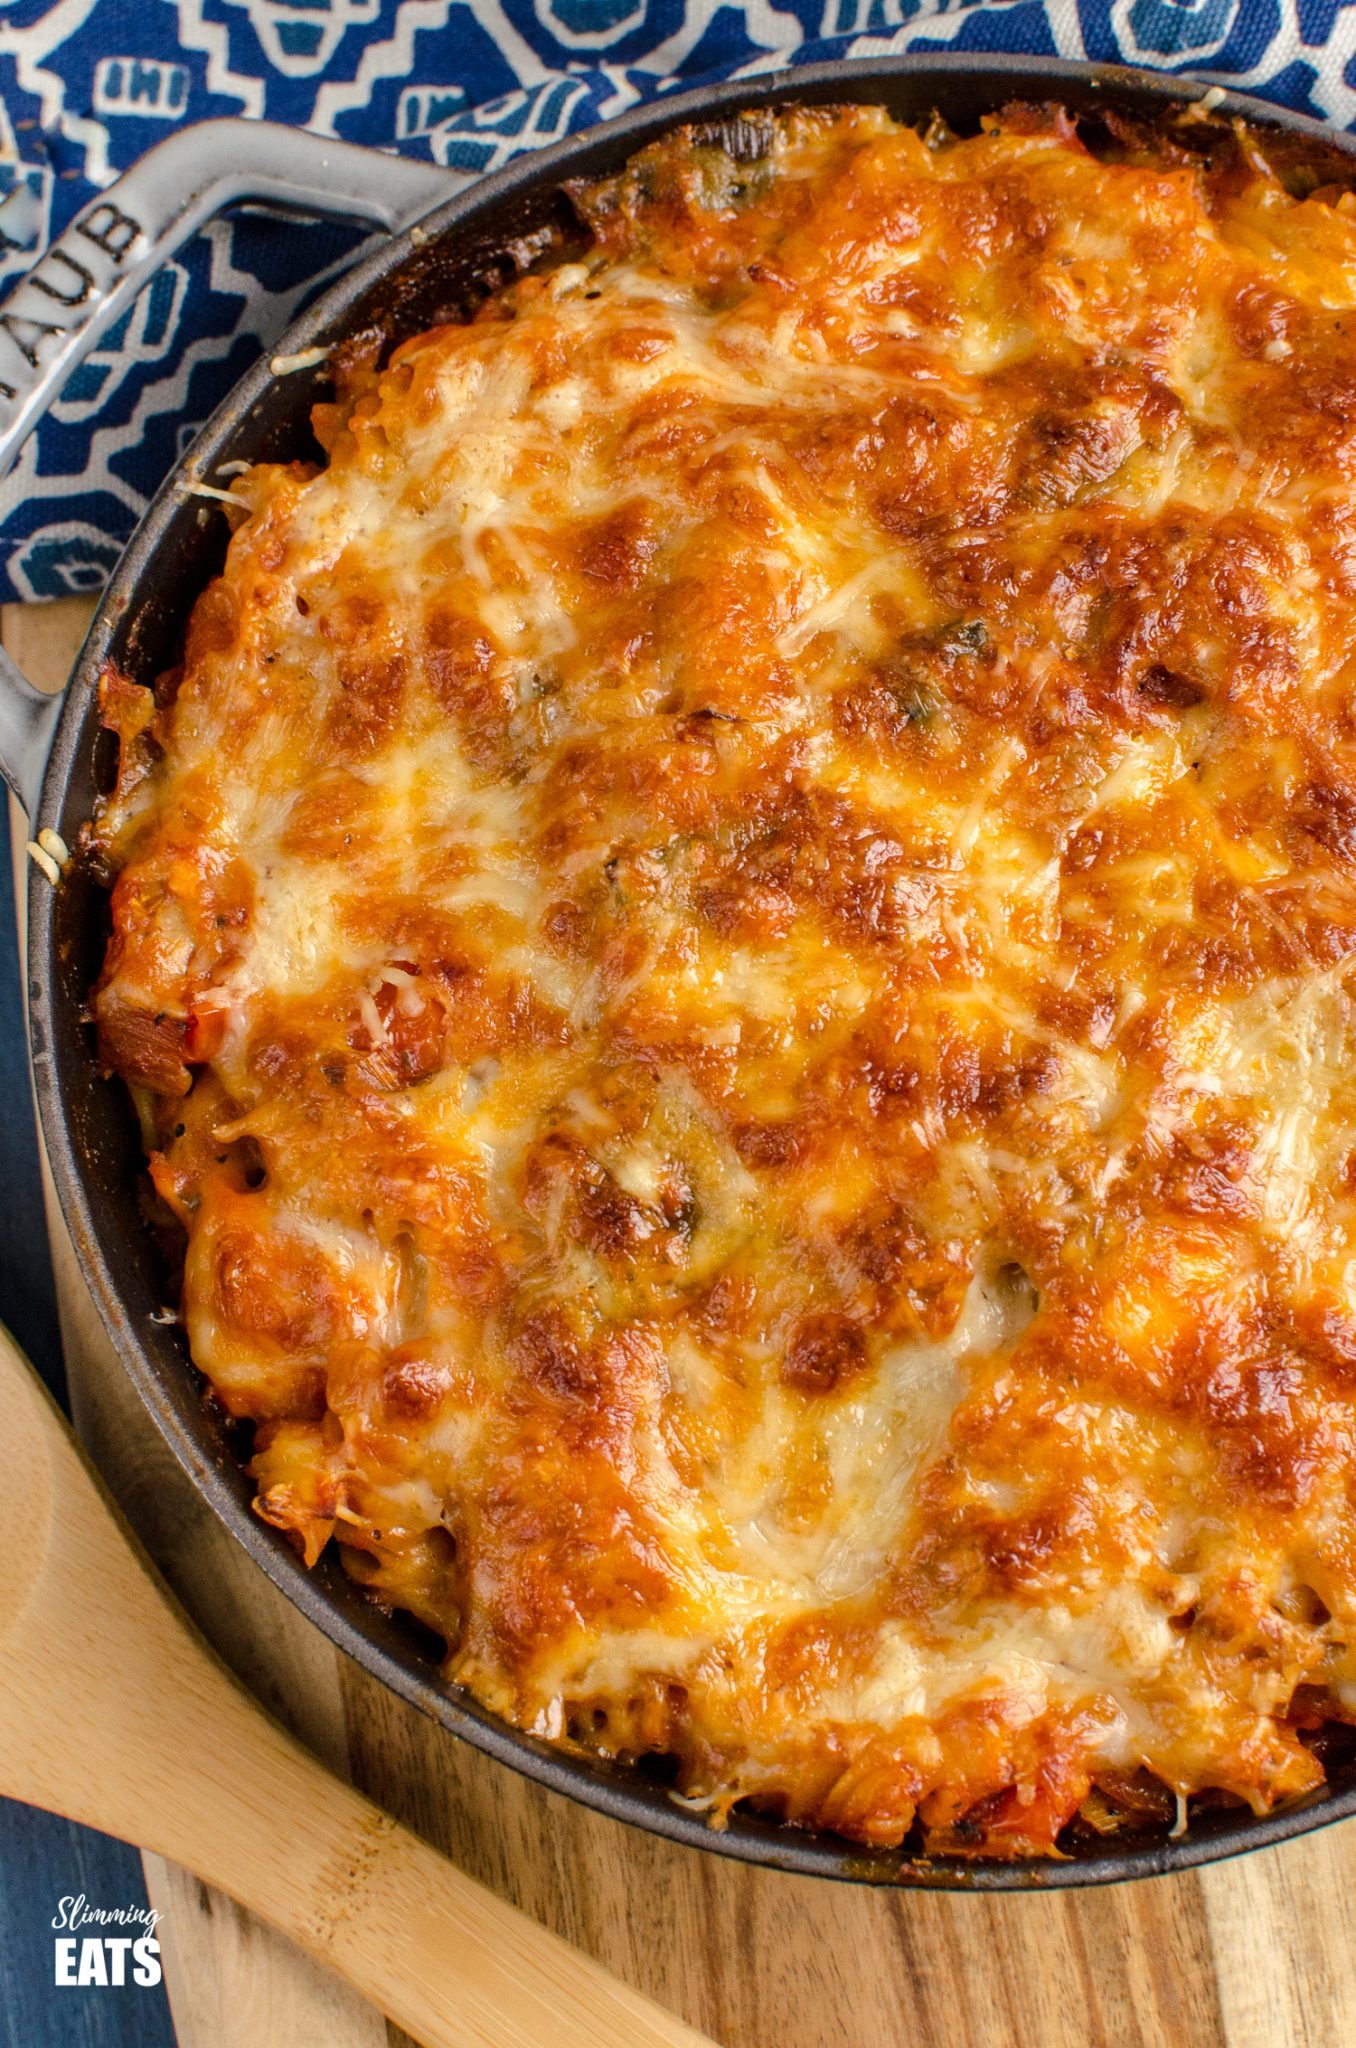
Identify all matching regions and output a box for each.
[8,53,1356,1888]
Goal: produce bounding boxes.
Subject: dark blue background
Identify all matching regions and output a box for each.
[0,825,177,2048]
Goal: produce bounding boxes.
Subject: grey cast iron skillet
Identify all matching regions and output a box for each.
[7,52,1356,1889]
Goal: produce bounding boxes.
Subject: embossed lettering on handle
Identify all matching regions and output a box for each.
[0,195,143,404]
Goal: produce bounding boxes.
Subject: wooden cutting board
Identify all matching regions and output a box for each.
[10,594,1356,2048]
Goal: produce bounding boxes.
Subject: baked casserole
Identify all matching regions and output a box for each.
[90,100,1356,1857]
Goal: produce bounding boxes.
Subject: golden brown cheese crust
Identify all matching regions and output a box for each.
[92,102,1356,1856]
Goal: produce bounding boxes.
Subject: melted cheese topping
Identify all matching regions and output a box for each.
[92,103,1356,1858]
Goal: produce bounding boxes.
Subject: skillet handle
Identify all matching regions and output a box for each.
[0,118,459,817]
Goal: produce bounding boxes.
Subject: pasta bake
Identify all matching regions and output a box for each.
[91,100,1356,1856]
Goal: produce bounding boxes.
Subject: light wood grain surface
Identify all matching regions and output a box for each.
[10,594,1356,2048]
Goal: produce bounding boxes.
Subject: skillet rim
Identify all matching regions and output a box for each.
[28,50,1356,1888]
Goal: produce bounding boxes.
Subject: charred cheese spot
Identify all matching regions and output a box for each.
[782,1310,869,1394]
[381,1348,455,1420]
[91,102,1356,1857]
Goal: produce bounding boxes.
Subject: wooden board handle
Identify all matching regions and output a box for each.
[0,1325,713,2048]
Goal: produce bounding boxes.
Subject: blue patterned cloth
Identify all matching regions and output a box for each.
[0,0,1353,603]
